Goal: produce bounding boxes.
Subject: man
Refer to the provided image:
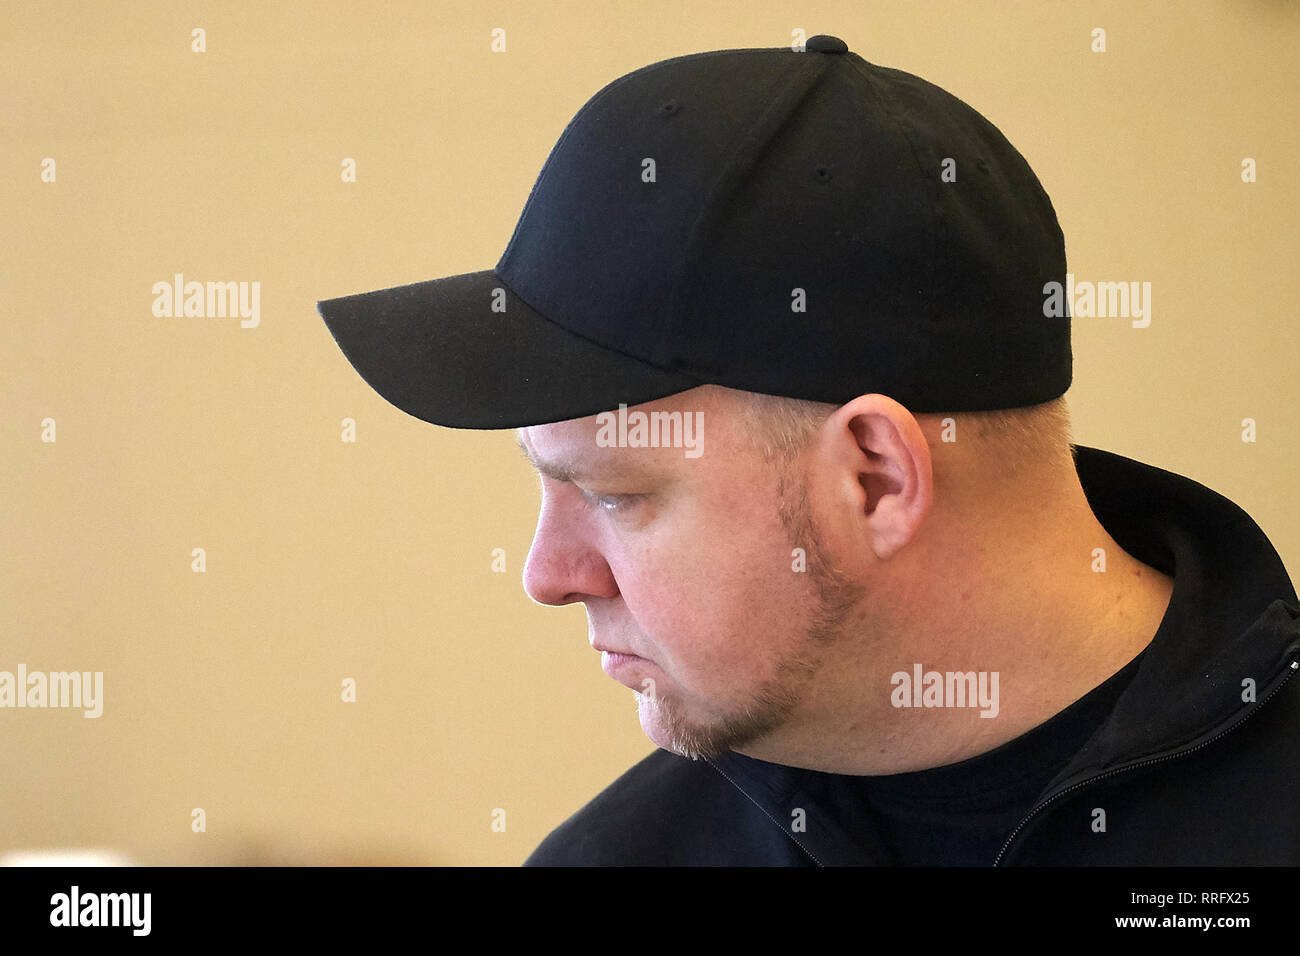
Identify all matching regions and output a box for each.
[317,36,1300,865]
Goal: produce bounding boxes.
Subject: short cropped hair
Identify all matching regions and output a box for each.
[736,390,1074,478]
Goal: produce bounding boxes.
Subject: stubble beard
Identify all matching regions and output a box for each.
[640,459,865,761]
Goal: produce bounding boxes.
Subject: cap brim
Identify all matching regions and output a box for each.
[317,269,705,429]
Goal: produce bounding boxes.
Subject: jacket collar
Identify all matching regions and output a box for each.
[1035,445,1299,790]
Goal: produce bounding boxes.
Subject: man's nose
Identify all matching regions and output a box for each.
[522,489,619,606]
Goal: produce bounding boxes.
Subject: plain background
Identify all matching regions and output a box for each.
[2,0,1296,865]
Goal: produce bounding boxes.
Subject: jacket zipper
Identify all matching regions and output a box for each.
[707,761,826,867]
[992,652,1300,866]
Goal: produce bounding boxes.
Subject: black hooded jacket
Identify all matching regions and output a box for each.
[524,446,1300,866]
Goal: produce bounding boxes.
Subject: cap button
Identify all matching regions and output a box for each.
[805,34,848,54]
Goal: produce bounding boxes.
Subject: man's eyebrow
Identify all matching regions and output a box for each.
[514,432,591,483]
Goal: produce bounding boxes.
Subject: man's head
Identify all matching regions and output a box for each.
[517,385,1073,761]
[316,38,1080,767]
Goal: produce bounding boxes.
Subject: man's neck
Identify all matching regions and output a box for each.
[741,478,1175,776]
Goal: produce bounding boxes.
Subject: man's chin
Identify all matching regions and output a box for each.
[634,689,743,761]
[636,691,681,753]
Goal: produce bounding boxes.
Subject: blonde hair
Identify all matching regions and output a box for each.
[736,390,1073,475]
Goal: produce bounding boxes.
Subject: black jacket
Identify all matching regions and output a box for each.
[524,446,1300,865]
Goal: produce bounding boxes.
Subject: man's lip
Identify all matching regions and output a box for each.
[592,644,643,659]
[599,649,651,686]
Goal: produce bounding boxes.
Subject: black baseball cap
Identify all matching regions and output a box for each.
[317,34,1070,429]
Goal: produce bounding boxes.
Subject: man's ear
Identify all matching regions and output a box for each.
[830,394,933,560]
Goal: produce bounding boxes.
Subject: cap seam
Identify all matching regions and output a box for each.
[845,56,943,324]
[488,269,708,385]
[663,53,835,372]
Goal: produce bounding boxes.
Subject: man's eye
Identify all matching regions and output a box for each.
[582,489,640,512]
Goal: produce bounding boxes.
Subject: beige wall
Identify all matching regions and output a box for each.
[3,0,1296,865]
